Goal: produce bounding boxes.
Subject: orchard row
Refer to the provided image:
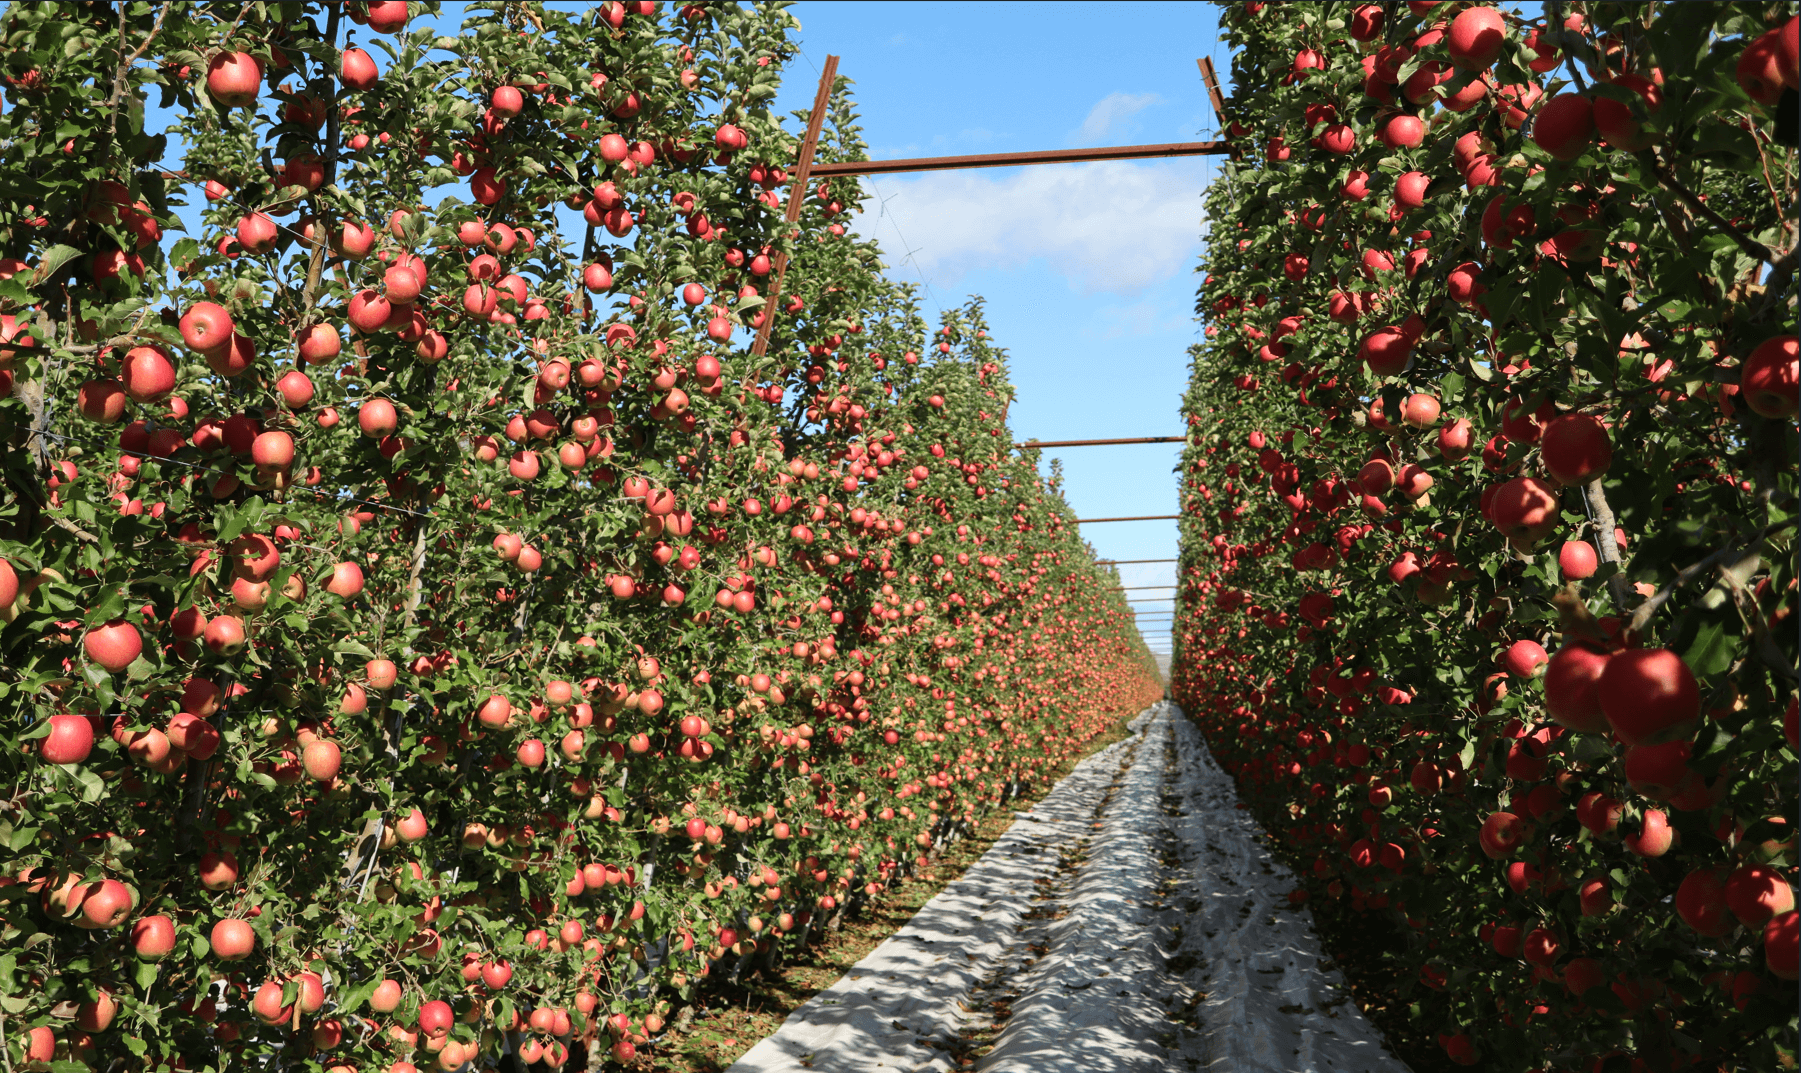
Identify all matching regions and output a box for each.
[1173,3,1796,1072]
[0,3,1160,1072]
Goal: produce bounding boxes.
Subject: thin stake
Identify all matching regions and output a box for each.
[1196,57,1228,130]
[751,54,840,360]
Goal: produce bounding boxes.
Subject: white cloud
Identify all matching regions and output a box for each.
[854,160,1207,295]
[1075,92,1162,142]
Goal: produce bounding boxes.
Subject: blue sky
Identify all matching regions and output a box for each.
[769,2,1228,655]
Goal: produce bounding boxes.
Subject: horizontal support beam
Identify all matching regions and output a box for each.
[1111,585,1175,591]
[1022,436,1185,448]
[1076,515,1180,523]
[810,140,1228,177]
[1097,558,1177,565]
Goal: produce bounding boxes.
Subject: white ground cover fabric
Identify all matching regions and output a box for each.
[725,703,1413,1073]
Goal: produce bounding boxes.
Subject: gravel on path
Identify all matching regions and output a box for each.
[725,703,1413,1073]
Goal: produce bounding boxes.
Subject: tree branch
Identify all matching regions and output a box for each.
[1580,478,1632,612]
[46,514,101,544]
[1626,520,1796,635]
[1644,151,1783,266]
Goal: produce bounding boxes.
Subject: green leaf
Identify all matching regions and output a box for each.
[134,958,161,991]
[30,245,86,287]
[1681,618,1735,678]
[76,768,107,803]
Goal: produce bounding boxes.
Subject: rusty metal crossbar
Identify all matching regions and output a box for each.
[1077,515,1180,523]
[1022,436,1185,448]
[810,140,1226,178]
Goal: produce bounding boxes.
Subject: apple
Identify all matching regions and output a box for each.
[481,960,512,990]
[1624,739,1694,799]
[205,614,247,656]
[77,879,134,928]
[1436,418,1474,460]
[1738,30,1788,104]
[1479,812,1526,858]
[1726,864,1796,927]
[1539,413,1612,485]
[326,562,365,597]
[418,999,453,1038]
[1564,957,1606,996]
[40,714,95,764]
[76,989,118,1032]
[1357,326,1413,375]
[370,978,403,1013]
[1532,93,1594,161]
[1447,6,1505,69]
[85,618,142,672]
[236,212,278,255]
[1767,911,1799,980]
[252,980,292,1025]
[205,51,263,107]
[1598,648,1698,746]
[198,851,239,891]
[342,47,380,90]
[1377,114,1423,149]
[167,713,220,759]
[1488,477,1559,545]
[1740,335,1798,418]
[121,346,176,403]
[1394,170,1430,210]
[131,913,176,959]
[1502,639,1547,678]
[1624,808,1674,857]
[1577,877,1614,917]
[1557,540,1598,579]
[358,398,398,438]
[302,740,341,781]
[180,301,234,351]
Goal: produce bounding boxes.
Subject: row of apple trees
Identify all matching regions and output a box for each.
[0,2,1162,1070]
[1172,2,1796,1071]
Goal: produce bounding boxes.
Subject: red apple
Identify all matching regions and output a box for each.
[1598,648,1699,746]
[325,562,365,597]
[205,51,263,107]
[180,301,234,351]
[1766,911,1799,980]
[1740,335,1798,418]
[1447,6,1505,69]
[40,714,95,764]
[131,913,176,959]
[85,618,142,672]
[1540,413,1612,485]
[1726,864,1796,927]
[1624,808,1674,857]
[1557,540,1598,579]
[341,47,380,90]
[1479,811,1526,858]
[1532,93,1594,161]
[121,346,176,403]
[1502,639,1547,678]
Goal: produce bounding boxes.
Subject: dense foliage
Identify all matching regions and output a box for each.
[1172,2,1798,1070]
[0,2,1160,1070]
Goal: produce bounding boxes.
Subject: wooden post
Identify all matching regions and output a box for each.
[1196,56,1228,131]
[750,54,840,359]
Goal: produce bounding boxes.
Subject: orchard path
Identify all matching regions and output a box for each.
[725,703,1413,1073]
